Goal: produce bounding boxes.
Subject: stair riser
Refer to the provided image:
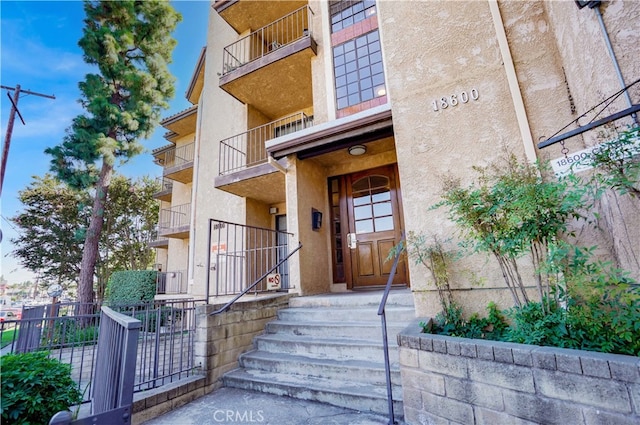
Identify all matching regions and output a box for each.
[265,322,407,341]
[223,375,404,418]
[289,292,414,309]
[239,354,403,386]
[277,308,415,323]
[254,337,399,363]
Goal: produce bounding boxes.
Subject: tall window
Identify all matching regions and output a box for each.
[334,31,385,109]
[330,0,377,33]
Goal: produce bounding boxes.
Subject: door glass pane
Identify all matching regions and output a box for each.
[355,219,373,234]
[354,205,372,220]
[372,191,390,202]
[373,201,392,216]
[353,194,371,206]
[374,216,393,231]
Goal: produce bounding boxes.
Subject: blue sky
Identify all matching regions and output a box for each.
[0,0,210,285]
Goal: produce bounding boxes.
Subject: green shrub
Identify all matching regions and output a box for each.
[44,319,98,348]
[1,351,82,424]
[429,302,509,341]
[105,270,156,304]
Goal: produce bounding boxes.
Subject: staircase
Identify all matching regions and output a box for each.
[223,289,415,418]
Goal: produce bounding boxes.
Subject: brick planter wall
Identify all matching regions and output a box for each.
[398,321,640,425]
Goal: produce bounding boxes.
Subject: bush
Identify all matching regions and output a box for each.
[1,351,82,424]
[105,270,157,304]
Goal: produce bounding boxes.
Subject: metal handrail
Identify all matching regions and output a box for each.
[209,242,302,316]
[377,233,405,425]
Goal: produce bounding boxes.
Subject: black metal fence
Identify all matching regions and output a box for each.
[0,299,205,403]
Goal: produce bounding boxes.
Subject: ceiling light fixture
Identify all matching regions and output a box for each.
[348,145,367,156]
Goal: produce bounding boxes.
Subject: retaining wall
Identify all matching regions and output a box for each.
[398,322,640,425]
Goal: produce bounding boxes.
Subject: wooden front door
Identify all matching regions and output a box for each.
[344,165,407,288]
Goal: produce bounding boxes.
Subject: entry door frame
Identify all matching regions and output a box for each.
[337,164,408,289]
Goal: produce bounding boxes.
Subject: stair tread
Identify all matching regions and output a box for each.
[225,368,403,401]
[241,349,401,371]
[256,332,399,347]
[270,319,410,327]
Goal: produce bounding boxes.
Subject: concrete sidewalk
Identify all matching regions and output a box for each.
[141,387,401,425]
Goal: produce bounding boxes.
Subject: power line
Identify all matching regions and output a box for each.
[0,84,56,199]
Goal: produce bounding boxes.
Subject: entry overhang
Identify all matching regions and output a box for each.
[266,104,393,160]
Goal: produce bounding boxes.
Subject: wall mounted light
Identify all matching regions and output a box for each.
[312,208,323,231]
[348,145,367,156]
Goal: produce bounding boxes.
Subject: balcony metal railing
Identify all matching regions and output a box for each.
[159,203,191,231]
[156,270,188,295]
[206,219,296,297]
[219,112,313,175]
[154,143,195,169]
[221,5,313,75]
[149,228,169,247]
[156,177,173,193]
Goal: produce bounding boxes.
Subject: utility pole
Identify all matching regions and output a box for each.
[0,84,56,198]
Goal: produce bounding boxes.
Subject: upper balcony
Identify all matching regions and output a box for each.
[219,5,317,118]
[153,143,195,184]
[149,227,169,248]
[215,111,313,203]
[153,177,173,202]
[158,203,191,239]
[214,0,307,35]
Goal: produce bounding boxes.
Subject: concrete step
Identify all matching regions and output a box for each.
[223,368,403,417]
[238,350,402,387]
[277,306,416,323]
[265,319,408,341]
[253,334,399,364]
[289,289,414,308]
[222,290,416,420]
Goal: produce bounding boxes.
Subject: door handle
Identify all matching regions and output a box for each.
[347,233,357,249]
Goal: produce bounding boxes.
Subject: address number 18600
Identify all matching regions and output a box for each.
[432,88,480,112]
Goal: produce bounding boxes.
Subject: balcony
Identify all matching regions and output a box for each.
[214,1,307,34]
[158,203,191,239]
[153,177,173,202]
[219,6,317,118]
[154,143,195,183]
[215,112,313,203]
[149,228,169,248]
[156,270,187,295]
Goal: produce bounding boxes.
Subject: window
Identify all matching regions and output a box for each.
[351,175,393,234]
[333,31,386,110]
[330,0,377,33]
[329,177,345,282]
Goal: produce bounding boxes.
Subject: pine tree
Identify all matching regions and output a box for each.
[46,1,181,308]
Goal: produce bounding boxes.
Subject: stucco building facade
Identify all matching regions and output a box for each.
[151,0,639,316]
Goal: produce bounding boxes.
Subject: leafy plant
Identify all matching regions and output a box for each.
[434,155,585,311]
[579,125,640,198]
[1,351,82,424]
[389,233,456,321]
[429,302,508,340]
[44,319,98,348]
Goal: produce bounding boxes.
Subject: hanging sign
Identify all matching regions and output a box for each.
[551,135,640,178]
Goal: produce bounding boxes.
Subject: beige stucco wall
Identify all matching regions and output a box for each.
[190,7,249,300]
[378,0,640,316]
[191,1,639,314]
[285,157,331,295]
[378,0,529,316]
[542,0,640,278]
